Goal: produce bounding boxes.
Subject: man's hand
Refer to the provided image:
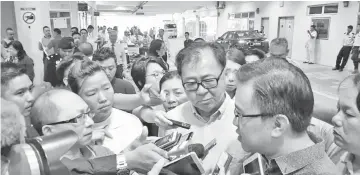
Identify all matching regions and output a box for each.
[92,128,113,143]
[140,84,163,106]
[125,126,151,151]
[125,143,169,174]
[142,110,175,129]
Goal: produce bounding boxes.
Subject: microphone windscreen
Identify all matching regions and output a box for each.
[188,144,205,159]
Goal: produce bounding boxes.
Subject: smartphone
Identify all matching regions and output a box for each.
[154,131,179,149]
[167,132,194,153]
[163,133,182,151]
[168,119,191,129]
[213,152,233,175]
[164,152,205,175]
[242,153,266,175]
[203,138,217,160]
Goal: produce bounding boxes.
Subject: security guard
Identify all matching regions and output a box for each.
[351,29,360,74]
[44,37,75,87]
[333,25,355,72]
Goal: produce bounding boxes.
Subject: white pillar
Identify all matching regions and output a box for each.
[69,1,79,28]
[182,17,186,38]
[195,15,200,38]
[14,1,51,85]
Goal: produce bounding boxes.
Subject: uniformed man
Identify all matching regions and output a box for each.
[38,26,52,81]
[332,25,355,72]
[45,37,75,87]
[351,29,360,74]
[304,25,317,64]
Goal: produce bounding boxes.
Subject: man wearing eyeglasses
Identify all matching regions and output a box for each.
[31,89,170,175]
[232,58,338,174]
[163,42,245,174]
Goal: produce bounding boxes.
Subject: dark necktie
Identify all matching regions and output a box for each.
[111,43,115,52]
[264,159,282,175]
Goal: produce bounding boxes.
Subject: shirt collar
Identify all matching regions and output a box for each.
[190,93,231,123]
[273,133,326,174]
[340,152,355,175]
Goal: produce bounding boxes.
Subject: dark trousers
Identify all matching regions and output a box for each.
[336,46,352,69]
[115,64,124,79]
[352,46,359,70]
[42,52,47,81]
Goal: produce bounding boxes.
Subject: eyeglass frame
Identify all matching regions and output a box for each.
[47,111,94,125]
[182,68,225,91]
[234,109,274,119]
[146,70,166,79]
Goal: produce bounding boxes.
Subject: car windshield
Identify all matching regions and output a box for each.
[234,31,262,38]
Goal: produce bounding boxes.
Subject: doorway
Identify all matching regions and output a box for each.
[278,17,295,57]
[261,17,269,38]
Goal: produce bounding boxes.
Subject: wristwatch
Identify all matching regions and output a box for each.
[116,153,130,175]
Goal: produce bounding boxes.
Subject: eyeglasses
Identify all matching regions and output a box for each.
[146,70,166,79]
[47,111,94,125]
[234,110,273,118]
[182,68,224,91]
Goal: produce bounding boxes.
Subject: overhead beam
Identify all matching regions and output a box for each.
[132,1,148,14]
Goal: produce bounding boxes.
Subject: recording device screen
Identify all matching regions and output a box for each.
[155,134,173,147]
[164,153,204,175]
[243,154,265,175]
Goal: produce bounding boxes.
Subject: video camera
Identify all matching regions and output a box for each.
[7,130,78,175]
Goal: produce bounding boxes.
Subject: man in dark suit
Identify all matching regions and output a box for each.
[183,32,193,48]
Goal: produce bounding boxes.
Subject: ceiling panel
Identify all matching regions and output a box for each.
[96,1,216,15]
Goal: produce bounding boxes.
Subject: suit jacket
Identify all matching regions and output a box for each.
[62,155,117,175]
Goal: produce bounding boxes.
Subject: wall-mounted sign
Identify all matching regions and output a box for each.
[312,17,331,40]
[22,12,35,24]
[94,12,100,16]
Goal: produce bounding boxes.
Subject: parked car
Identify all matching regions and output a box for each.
[216,30,269,53]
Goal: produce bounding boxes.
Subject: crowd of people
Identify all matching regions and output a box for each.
[1,23,360,175]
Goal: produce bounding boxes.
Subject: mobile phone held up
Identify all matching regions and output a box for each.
[242,153,266,175]
[168,119,191,129]
[164,152,205,175]
[154,131,182,151]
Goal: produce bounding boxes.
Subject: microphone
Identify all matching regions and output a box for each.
[168,143,205,159]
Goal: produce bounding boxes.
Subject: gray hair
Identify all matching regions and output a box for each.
[175,42,226,76]
[236,57,314,133]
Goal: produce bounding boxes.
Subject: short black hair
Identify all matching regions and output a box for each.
[87,25,94,29]
[194,38,205,42]
[348,25,354,30]
[6,28,13,32]
[68,60,103,94]
[56,55,84,86]
[148,39,164,57]
[93,47,117,65]
[159,70,181,91]
[310,25,316,29]
[245,48,266,60]
[71,27,79,32]
[53,28,61,35]
[80,29,88,33]
[1,62,27,88]
[72,32,80,37]
[131,56,169,90]
[185,32,190,35]
[226,47,246,65]
[236,57,314,133]
[43,26,50,31]
[175,42,226,76]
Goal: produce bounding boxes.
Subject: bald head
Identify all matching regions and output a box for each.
[79,42,93,57]
[31,89,88,134]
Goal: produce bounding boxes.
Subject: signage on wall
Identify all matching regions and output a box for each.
[78,3,88,11]
[21,8,36,24]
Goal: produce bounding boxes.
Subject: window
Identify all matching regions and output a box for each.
[200,21,207,38]
[312,18,331,39]
[308,4,338,15]
[324,5,338,13]
[59,12,70,17]
[309,6,323,15]
[242,13,249,18]
[249,12,255,18]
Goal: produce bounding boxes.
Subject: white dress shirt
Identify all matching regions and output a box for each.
[353,33,360,47]
[343,32,355,46]
[103,40,127,66]
[92,108,143,154]
[164,94,246,174]
[307,30,317,47]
